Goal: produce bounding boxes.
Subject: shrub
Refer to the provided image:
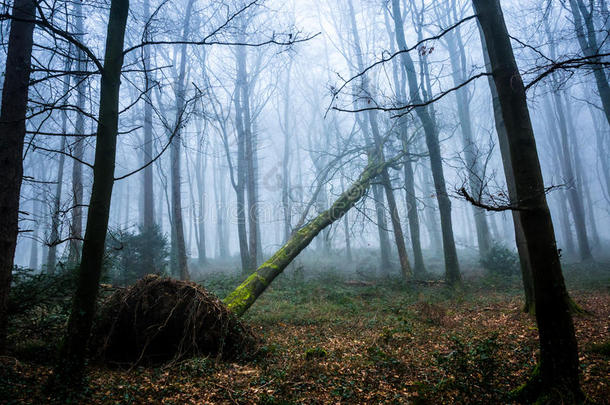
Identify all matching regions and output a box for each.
[436,333,502,401]
[480,242,519,277]
[105,225,169,285]
[8,266,75,318]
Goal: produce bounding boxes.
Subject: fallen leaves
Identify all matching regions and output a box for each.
[1,288,609,404]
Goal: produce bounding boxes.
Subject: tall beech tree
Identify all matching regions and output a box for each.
[0,0,36,353]
[346,0,411,278]
[56,0,129,383]
[441,0,492,258]
[391,0,461,284]
[169,0,195,281]
[474,0,583,401]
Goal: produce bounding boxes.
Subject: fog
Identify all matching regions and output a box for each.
[2,0,610,400]
[10,0,609,278]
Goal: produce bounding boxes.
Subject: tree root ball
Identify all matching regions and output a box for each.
[92,275,257,365]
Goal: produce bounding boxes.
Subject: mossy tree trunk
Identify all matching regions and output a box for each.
[224,159,393,317]
[474,0,583,401]
[55,0,129,384]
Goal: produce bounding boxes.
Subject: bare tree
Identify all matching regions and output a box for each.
[390,0,460,284]
[475,0,582,401]
[56,0,129,384]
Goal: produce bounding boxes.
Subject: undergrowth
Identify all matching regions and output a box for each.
[2,261,609,404]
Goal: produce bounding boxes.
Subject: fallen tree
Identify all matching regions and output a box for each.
[224,156,399,317]
[93,156,397,364]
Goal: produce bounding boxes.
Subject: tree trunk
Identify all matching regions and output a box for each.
[29,198,40,270]
[234,78,250,273]
[401,135,426,276]
[0,0,36,353]
[372,183,392,271]
[367,106,411,278]
[446,22,492,257]
[214,150,229,258]
[552,91,592,260]
[195,132,207,266]
[47,55,70,273]
[56,0,129,383]
[224,158,393,317]
[235,43,259,271]
[391,0,461,284]
[544,20,592,260]
[47,135,67,273]
[565,97,600,248]
[142,0,154,232]
[348,0,409,276]
[474,0,583,401]
[383,6,426,276]
[68,0,87,265]
[569,0,610,125]
[281,62,293,243]
[340,175,353,262]
[478,21,535,313]
[169,0,194,281]
[388,36,426,275]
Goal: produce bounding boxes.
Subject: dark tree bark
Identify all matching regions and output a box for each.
[478,22,535,313]
[401,134,425,276]
[0,0,36,353]
[56,0,129,383]
[391,0,461,285]
[474,0,583,401]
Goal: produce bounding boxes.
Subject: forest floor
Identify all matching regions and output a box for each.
[2,264,609,404]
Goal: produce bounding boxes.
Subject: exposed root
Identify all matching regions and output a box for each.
[92,275,257,366]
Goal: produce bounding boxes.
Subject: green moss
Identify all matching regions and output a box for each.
[224,276,257,314]
[511,363,541,402]
[511,363,585,405]
[587,340,610,357]
[305,347,327,360]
